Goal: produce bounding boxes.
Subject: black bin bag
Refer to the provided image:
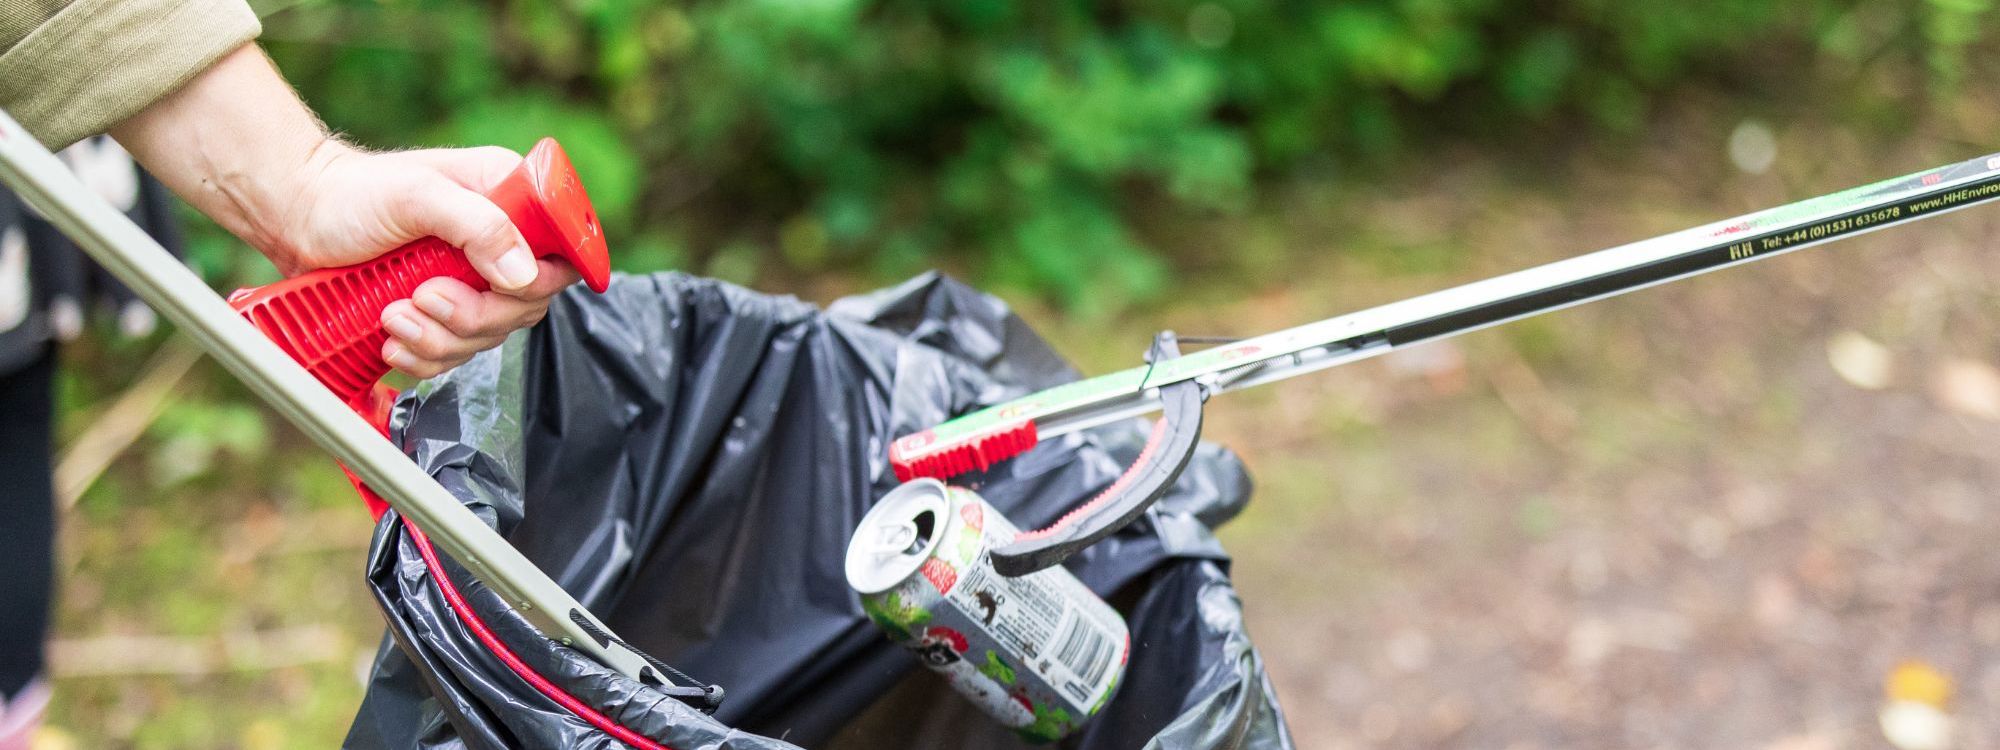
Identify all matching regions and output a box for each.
[344,272,1295,749]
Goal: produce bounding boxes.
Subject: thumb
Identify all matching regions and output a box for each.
[399,179,539,294]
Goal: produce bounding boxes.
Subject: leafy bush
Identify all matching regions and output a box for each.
[258,0,1988,308]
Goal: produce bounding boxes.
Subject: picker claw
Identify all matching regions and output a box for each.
[990,331,1207,576]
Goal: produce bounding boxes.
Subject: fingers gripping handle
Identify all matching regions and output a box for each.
[226,137,611,408]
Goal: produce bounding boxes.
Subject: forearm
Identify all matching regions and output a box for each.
[109,44,336,272]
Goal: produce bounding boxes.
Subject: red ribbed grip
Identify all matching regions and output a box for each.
[887,420,1039,481]
[231,241,484,405]
[228,137,611,409]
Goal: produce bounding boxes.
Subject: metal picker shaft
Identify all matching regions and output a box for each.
[892,151,2000,483]
[0,109,654,682]
[896,148,2000,577]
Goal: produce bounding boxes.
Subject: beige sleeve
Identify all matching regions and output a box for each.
[0,0,262,149]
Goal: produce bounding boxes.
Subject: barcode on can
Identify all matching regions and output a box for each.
[1054,613,1115,703]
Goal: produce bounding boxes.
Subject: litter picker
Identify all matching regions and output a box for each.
[0,109,670,688]
[887,151,2000,575]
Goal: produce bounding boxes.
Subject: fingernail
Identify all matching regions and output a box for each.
[415,291,455,321]
[385,313,423,341]
[496,246,538,290]
[383,343,415,369]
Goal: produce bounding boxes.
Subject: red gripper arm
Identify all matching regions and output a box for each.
[227,137,612,518]
[227,137,611,410]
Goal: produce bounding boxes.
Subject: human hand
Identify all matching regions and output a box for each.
[255,143,584,378]
[110,45,585,379]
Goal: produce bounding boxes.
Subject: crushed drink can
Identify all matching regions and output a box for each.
[845,478,1129,743]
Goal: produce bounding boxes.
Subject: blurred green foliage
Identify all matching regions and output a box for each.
[254,0,1984,310]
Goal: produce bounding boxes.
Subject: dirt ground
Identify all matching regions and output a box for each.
[42,103,2000,747]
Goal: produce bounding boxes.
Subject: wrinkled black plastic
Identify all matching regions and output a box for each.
[345,272,1294,749]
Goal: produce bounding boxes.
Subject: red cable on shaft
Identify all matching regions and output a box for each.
[408,526,672,750]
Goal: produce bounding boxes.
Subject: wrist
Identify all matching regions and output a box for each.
[232,136,354,272]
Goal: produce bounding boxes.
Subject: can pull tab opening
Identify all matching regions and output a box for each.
[874,509,937,557]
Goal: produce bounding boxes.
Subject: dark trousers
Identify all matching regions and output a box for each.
[0,350,54,698]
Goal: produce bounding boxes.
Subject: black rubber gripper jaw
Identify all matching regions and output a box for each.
[990,331,1207,577]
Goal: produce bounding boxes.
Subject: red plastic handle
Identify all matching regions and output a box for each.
[228,137,611,409]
